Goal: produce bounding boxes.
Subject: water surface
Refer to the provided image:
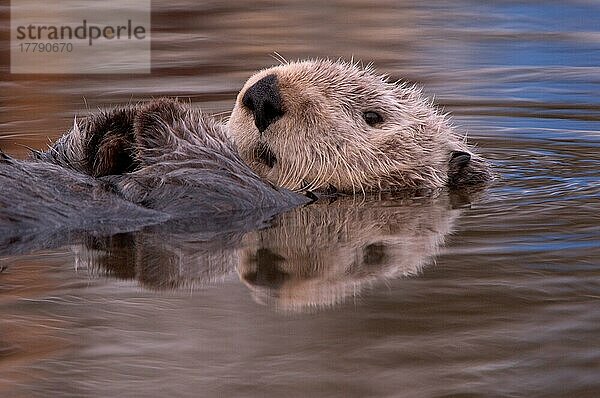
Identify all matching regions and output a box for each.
[1,1,599,397]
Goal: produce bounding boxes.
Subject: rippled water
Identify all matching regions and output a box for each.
[1,1,599,397]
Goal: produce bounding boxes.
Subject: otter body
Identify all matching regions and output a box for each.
[0,99,307,250]
[1,60,491,244]
[33,99,307,215]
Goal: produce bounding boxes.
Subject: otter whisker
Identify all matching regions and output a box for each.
[295,149,318,191]
[299,141,322,192]
[318,142,336,190]
[271,51,289,66]
[336,145,358,195]
[280,137,306,189]
[323,140,347,191]
[323,142,340,189]
[276,143,296,189]
[301,151,321,192]
[311,144,329,191]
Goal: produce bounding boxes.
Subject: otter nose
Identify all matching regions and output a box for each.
[242,74,284,133]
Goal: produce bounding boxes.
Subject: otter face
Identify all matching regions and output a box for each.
[228,59,488,193]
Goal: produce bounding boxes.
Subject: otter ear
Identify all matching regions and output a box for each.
[448,151,471,187]
[448,150,493,187]
[449,151,471,168]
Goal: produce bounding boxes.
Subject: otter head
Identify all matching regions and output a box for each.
[228,59,491,193]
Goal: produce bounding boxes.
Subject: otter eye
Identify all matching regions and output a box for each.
[363,111,383,126]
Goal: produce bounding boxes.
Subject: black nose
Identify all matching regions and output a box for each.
[242,74,285,133]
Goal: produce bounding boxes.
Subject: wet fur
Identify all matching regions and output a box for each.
[0,153,167,252]
[34,98,307,215]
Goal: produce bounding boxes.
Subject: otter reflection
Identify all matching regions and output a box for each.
[74,193,467,311]
[238,194,462,311]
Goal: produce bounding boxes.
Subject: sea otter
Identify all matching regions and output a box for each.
[229,59,491,193]
[38,59,491,199]
[0,59,492,245]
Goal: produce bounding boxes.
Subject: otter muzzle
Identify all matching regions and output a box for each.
[242,74,285,134]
